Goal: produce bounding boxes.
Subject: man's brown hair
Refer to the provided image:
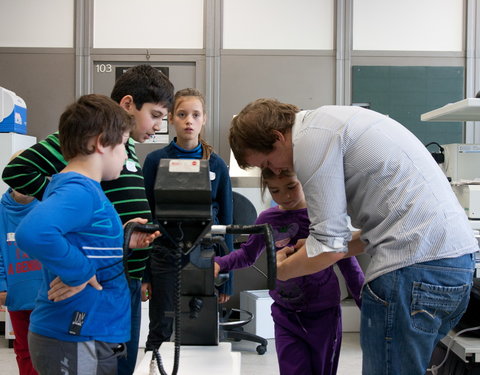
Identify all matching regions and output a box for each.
[229,98,299,169]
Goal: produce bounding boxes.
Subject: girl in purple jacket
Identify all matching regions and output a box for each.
[214,169,364,375]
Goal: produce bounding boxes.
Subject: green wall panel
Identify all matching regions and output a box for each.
[352,66,464,146]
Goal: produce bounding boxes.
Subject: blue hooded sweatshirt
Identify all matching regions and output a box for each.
[0,189,42,311]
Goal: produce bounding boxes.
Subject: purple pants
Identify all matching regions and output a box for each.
[272,303,342,375]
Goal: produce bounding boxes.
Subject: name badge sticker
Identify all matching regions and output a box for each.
[126,160,137,172]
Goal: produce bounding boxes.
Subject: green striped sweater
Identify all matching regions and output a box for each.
[2,132,153,280]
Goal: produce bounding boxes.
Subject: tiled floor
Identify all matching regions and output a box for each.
[0,332,362,374]
[231,333,362,375]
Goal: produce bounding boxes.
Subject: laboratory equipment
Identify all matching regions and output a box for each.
[442,143,480,182]
[0,87,27,134]
[125,159,277,375]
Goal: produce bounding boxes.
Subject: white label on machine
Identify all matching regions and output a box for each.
[169,159,200,173]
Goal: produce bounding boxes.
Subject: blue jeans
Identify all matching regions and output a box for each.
[118,278,142,375]
[361,253,474,375]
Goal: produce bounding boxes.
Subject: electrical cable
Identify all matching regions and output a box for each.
[151,243,182,375]
[143,223,277,374]
[426,325,480,374]
[424,142,445,164]
[151,224,184,375]
[252,265,268,279]
[122,222,183,375]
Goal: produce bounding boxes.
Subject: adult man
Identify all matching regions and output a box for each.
[229,98,478,375]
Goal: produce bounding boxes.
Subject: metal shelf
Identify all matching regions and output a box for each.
[421,98,480,122]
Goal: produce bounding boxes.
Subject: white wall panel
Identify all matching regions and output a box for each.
[94,0,204,49]
[223,0,334,50]
[0,0,74,48]
[353,0,463,51]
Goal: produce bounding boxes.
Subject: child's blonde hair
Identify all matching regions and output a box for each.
[171,88,214,160]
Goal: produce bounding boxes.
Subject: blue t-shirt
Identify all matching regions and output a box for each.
[16,172,130,343]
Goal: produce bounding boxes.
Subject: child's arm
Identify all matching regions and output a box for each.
[47,274,102,302]
[214,211,270,274]
[336,256,365,308]
[1,133,67,200]
[45,217,159,303]
[16,183,96,287]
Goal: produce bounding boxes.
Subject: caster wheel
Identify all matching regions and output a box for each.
[256,344,267,355]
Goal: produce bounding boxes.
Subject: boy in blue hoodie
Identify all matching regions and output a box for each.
[0,164,41,375]
[15,94,160,375]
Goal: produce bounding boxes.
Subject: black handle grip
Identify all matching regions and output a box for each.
[125,223,160,234]
[123,222,161,256]
[224,224,276,290]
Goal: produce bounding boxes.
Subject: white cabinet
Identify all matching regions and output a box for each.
[0,133,37,194]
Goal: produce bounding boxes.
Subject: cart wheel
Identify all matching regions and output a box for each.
[256,345,267,355]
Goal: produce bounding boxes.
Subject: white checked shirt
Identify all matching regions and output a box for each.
[292,106,478,282]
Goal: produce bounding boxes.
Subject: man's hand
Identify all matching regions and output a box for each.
[294,238,306,250]
[276,246,295,264]
[48,275,102,302]
[141,282,151,302]
[277,245,345,281]
[0,291,6,306]
[347,230,365,256]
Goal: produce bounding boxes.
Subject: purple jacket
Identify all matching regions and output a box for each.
[215,206,364,312]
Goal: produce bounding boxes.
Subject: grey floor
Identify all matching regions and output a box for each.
[0,333,362,374]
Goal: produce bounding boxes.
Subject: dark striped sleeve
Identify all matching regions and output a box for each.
[101,138,153,279]
[1,132,67,199]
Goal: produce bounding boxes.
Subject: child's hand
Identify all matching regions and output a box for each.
[0,291,6,306]
[125,218,161,248]
[214,262,220,278]
[218,293,230,304]
[48,275,102,302]
[141,282,151,302]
